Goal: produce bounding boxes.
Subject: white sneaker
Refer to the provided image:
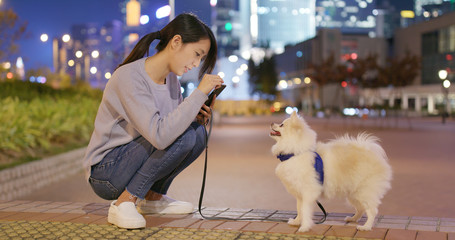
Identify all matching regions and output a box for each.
[108,200,146,229]
[137,195,194,214]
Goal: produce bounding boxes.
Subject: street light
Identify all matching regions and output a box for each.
[40,33,49,42]
[438,69,448,80]
[91,50,99,59]
[62,34,71,43]
[75,51,83,58]
[439,69,450,124]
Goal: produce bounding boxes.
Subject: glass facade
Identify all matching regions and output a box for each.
[256,0,316,53]
[315,0,377,36]
[213,0,240,58]
[421,24,455,84]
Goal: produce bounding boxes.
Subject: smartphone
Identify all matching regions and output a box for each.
[204,85,226,106]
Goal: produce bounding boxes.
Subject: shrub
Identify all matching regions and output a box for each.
[0,81,102,169]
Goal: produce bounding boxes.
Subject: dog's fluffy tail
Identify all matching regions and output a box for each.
[337,133,388,162]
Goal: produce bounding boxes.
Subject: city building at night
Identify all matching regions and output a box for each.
[391,10,454,114]
[315,0,377,36]
[53,21,123,88]
[415,0,452,18]
[254,0,316,53]
[210,0,240,58]
[274,28,387,111]
[274,10,454,116]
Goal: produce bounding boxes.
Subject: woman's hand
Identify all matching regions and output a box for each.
[197,95,216,125]
[197,74,224,95]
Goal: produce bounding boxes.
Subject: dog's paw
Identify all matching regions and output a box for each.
[287,218,300,226]
[344,216,359,222]
[356,225,372,231]
[297,225,311,233]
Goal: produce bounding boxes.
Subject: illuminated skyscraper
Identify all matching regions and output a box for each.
[253,0,316,53]
[415,0,443,16]
[211,0,240,58]
[315,0,377,36]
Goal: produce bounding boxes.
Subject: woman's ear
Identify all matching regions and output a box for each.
[170,34,183,50]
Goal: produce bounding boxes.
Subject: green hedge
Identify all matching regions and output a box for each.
[0,81,102,169]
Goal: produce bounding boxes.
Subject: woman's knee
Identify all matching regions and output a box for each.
[194,124,206,152]
[176,126,197,153]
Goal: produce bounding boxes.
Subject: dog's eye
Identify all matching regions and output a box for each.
[279,123,284,127]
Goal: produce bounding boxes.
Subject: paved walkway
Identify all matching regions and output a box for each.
[4,114,455,239]
[1,200,454,239]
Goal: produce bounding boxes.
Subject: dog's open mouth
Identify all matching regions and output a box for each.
[270,129,281,136]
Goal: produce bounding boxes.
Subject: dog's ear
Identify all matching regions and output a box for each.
[290,111,299,120]
[289,111,304,129]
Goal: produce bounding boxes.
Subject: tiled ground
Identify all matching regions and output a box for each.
[0,200,454,240]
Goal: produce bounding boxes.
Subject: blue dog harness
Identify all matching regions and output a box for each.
[277,152,324,184]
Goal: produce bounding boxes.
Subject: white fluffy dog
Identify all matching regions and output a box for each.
[270,112,392,232]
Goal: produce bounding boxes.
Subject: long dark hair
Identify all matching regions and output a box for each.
[118,13,217,79]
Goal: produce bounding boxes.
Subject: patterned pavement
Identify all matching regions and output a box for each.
[0,200,454,240]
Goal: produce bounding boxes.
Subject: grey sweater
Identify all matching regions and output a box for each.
[82,58,207,179]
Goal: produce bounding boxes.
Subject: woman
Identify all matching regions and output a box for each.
[83,13,224,229]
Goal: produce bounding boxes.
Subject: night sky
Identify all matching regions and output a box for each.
[3,0,211,72]
[4,0,412,72]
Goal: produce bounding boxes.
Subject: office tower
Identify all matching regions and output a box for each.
[253,0,316,53]
[211,0,240,58]
[315,0,377,36]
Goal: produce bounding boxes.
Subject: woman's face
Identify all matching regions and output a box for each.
[171,37,210,76]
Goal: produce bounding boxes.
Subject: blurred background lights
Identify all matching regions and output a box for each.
[156,5,171,19]
[240,64,248,71]
[401,10,415,18]
[217,72,225,78]
[443,80,451,88]
[279,80,288,89]
[304,77,311,84]
[228,55,238,63]
[105,72,111,79]
[38,76,46,83]
[68,60,75,67]
[350,53,358,60]
[224,22,233,31]
[273,102,281,112]
[40,33,48,42]
[341,81,348,88]
[210,0,217,7]
[3,62,11,69]
[62,34,71,42]
[285,106,298,115]
[140,15,149,25]
[236,68,244,75]
[232,76,240,83]
[241,51,251,60]
[187,82,195,90]
[91,50,100,58]
[75,51,83,58]
[180,87,185,94]
[439,69,448,79]
[90,66,97,74]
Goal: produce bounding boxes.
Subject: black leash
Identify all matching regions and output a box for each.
[197,111,327,223]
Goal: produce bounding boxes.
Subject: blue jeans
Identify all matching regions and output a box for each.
[89,122,206,200]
